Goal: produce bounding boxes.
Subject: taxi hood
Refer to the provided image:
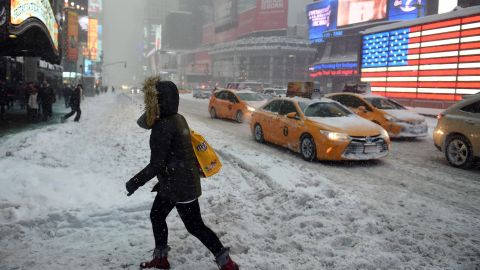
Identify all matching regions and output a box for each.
[384,109,425,122]
[308,115,382,137]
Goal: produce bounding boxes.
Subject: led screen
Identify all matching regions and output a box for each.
[361,15,480,101]
[307,0,338,43]
[10,0,59,49]
[337,0,387,27]
[388,0,426,21]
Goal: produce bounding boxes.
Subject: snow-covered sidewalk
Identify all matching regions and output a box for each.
[0,93,478,270]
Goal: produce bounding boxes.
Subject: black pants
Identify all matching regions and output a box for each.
[42,103,53,120]
[150,195,224,256]
[63,106,81,122]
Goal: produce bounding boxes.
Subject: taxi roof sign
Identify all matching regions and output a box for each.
[287,82,314,99]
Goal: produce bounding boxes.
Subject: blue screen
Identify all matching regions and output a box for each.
[307,0,338,43]
[388,0,426,21]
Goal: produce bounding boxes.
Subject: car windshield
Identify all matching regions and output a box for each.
[236,92,265,101]
[365,98,406,110]
[303,102,352,117]
[275,89,286,95]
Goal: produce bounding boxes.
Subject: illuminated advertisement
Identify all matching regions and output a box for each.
[388,0,425,21]
[155,25,162,50]
[309,62,359,78]
[214,0,238,33]
[87,18,98,61]
[337,0,387,27]
[10,0,59,50]
[66,10,79,61]
[88,0,102,14]
[307,0,338,43]
[361,15,480,101]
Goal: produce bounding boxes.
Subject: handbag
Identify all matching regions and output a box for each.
[191,130,222,178]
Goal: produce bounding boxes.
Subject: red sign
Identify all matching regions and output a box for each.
[67,10,79,61]
[255,0,288,31]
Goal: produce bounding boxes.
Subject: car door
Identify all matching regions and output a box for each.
[458,100,480,154]
[216,91,230,118]
[260,100,282,144]
[225,92,240,119]
[277,100,303,149]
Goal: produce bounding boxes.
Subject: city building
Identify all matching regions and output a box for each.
[177,0,316,88]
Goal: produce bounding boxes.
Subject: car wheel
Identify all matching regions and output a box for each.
[254,124,264,143]
[235,111,244,123]
[445,135,474,168]
[209,107,217,119]
[300,135,316,161]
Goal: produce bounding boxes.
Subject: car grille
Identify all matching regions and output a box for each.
[344,136,388,155]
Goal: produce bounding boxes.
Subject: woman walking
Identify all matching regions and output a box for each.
[125,77,239,270]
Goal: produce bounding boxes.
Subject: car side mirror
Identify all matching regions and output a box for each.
[286,112,299,120]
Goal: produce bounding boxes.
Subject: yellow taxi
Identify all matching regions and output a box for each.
[209,89,267,123]
[325,93,428,138]
[250,97,391,161]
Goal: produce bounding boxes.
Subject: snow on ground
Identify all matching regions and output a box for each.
[0,93,479,270]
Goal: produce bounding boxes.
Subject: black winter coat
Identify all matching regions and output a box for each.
[132,81,201,203]
[69,88,81,107]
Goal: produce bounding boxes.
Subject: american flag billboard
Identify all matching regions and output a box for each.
[361,14,480,101]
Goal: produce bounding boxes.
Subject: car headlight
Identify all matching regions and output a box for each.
[247,106,255,112]
[380,128,390,139]
[320,130,350,141]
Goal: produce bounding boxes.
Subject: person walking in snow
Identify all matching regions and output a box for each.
[62,84,82,122]
[40,80,56,121]
[27,83,40,122]
[125,77,239,270]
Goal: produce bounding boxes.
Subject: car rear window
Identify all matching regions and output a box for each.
[304,102,352,117]
[236,92,265,101]
[365,98,405,110]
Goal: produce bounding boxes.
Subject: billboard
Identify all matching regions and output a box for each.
[10,0,59,50]
[214,0,238,33]
[88,0,102,14]
[155,25,162,50]
[388,0,425,21]
[255,0,288,31]
[337,0,387,27]
[87,18,98,61]
[309,62,359,77]
[361,15,480,101]
[66,10,79,61]
[307,0,338,43]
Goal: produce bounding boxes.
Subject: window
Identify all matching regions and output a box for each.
[227,92,238,103]
[365,98,405,110]
[461,101,480,113]
[331,95,369,109]
[304,102,352,117]
[279,101,298,115]
[215,91,227,100]
[263,100,282,113]
[236,92,264,101]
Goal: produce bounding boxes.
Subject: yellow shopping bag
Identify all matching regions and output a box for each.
[191,130,222,178]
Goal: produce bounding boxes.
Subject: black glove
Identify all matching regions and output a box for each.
[126,177,141,196]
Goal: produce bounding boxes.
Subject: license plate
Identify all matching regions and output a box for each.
[364,144,378,154]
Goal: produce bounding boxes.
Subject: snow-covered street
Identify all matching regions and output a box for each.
[1,92,479,270]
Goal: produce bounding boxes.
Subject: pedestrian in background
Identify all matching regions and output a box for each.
[125,78,239,270]
[27,83,40,123]
[40,80,56,121]
[62,84,82,122]
[0,80,6,120]
[63,84,72,108]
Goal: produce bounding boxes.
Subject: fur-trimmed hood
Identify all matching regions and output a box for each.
[139,77,179,129]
